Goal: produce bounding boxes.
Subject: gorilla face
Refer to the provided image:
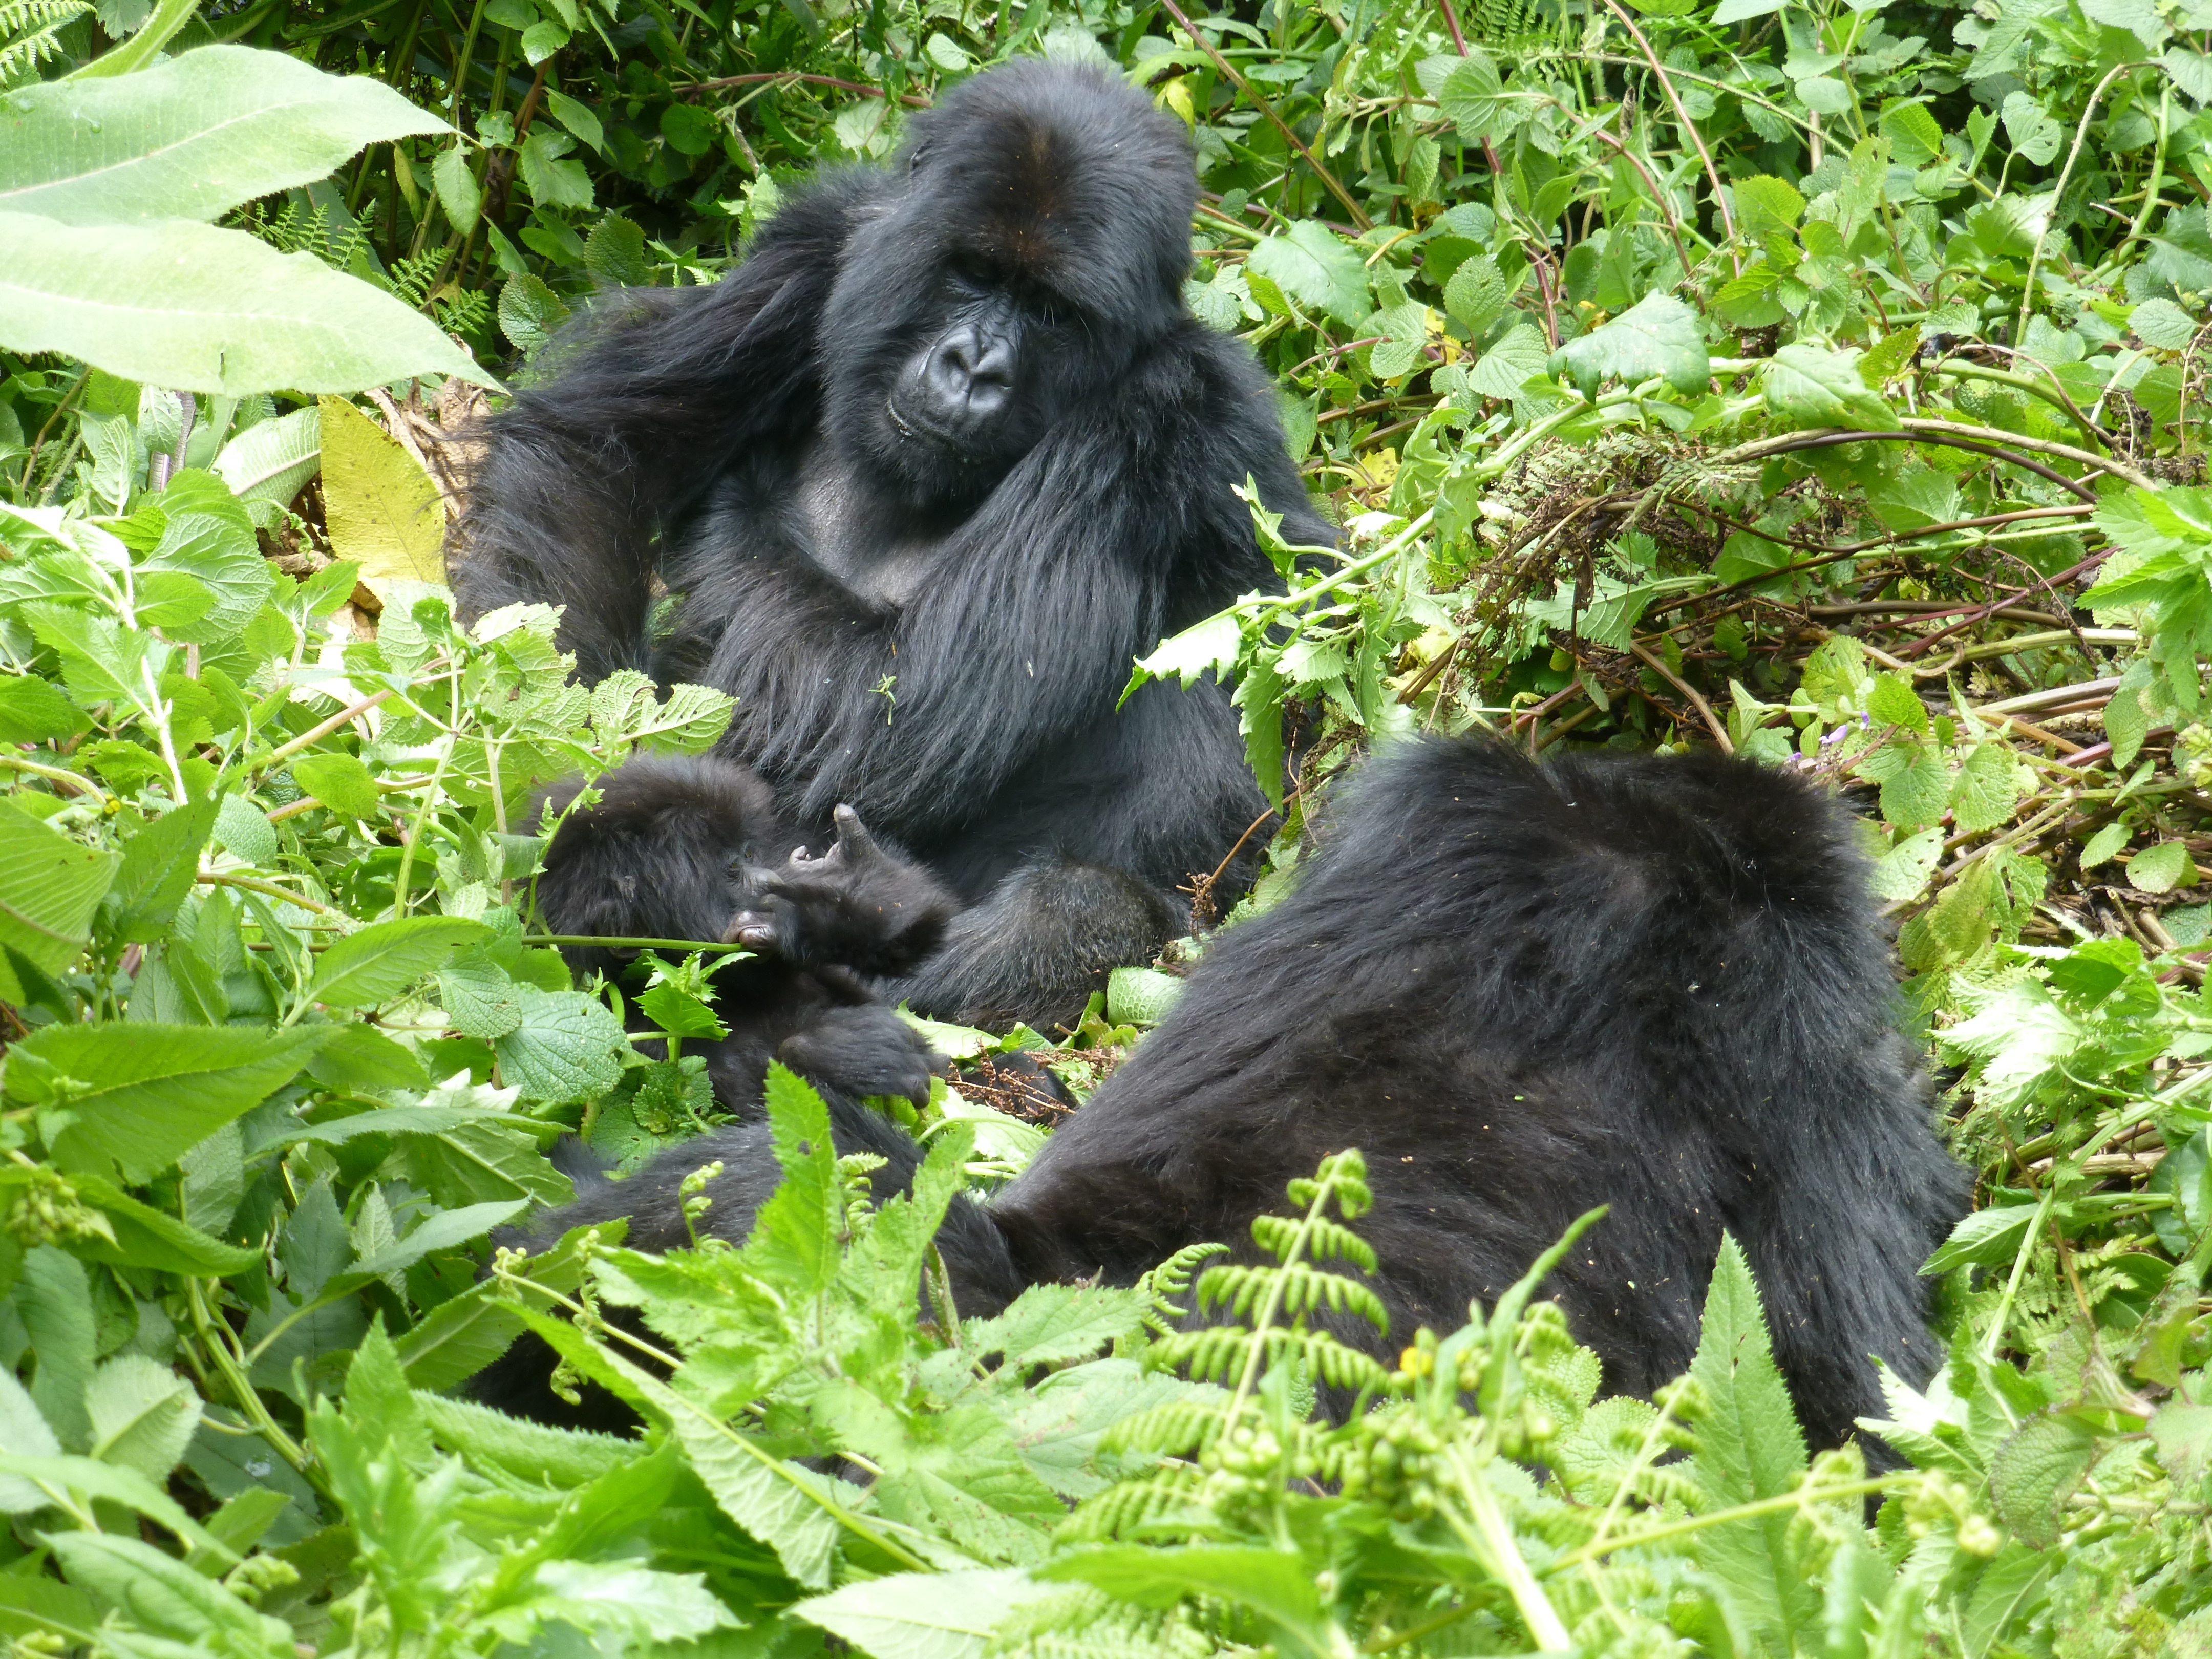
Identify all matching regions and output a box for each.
[818,62,1198,512]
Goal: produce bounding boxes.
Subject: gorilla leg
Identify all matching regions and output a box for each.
[883,858,1183,1031]
[471,1092,1026,1429]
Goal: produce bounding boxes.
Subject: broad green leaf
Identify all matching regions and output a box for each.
[1548,292,1709,397]
[1868,827,1945,902]
[17,1248,93,1450]
[0,674,87,744]
[1435,50,1526,144]
[1732,174,1805,239]
[396,1287,528,1392]
[1038,1545,1325,1640]
[85,1353,201,1482]
[141,509,275,644]
[1924,1201,2041,1273]
[0,1370,59,1513]
[1105,966,1182,1026]
[1990,1414,2098,1548]
[0,212,493,395]
[0,47,446,226]
[66,1169,259,1274]
[964,1285,1146,1371]
[290,752,382,819]
[1878,101,1944,168]
[2128,840,2197,892]
[414,1391,636,1486]
[13,1024,325,1182]
[2130,296,2199,350]
[304,915,487,1010]
[1950,744,2026,836]
[1367,301,1431,380]
[498,272,570,355]
[584,212,651,288]
[2079,820,2131,869]
[1245,221,1369,327]
[1866,672,1929,733]
[439,956,524,1039]
[1689,1234,1817,1648]
[211,405,320,505]
[492,986,628,1103]
[4,1457,232,1560]
[431,143,480,237]
[796,1569,1056,1659]
[1468,321,1552,401]
[1442,256,1507,334]
[1761,343,1899,431]
[2000,91,2064,165]
[318,395,448,584]
[44,1530,271,1636]
[0,807,118,974]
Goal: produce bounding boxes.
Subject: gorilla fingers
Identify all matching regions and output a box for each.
[534,756,951,1117]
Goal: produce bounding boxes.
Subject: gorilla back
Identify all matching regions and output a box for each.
[451,62,1333,1030]
[484,740,1966,1451]
[991,740,1968,1448]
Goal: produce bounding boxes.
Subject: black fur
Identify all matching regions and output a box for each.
[453,62,1333,1030]
[488,740,1966,1450]
[536,756,951,1114]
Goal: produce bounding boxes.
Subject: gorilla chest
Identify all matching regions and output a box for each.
[783,444,948,608]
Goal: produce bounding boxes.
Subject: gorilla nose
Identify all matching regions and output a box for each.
[926,324,1016,420]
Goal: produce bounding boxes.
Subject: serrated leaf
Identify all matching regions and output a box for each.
[796,1569,1055,1659]
[2130,296,2199,350]
[1548,291,1709,397]
[1245,221,1369,327]
[964,1285,1145,1371]
[1869,826,1945,902]
[2000,91,2064,166]
[431,143,480,237]
[326,1199,525,1293]
[1950,743,2025,835]
[291,752,382,819]
[1689,1235,1817,1646]
[1867,672,1929,733]
[1367,300,1430,379]
[1761,342,1899,431]
[0,46,446,225]
[1991,1414,2098,1548]
[1104,966,1182,1027]
[492,986,628,1102]
[1467,320,1552,401]
[1434,50,1526,144]
[1732,174,1805,239]
[319,395,446,585]
[0,213,491,395]
[85,1354,201,1482]
[583,212,650,288]
[211,405,320,506]
[498,272,570,355]
[305,915,486,1009]
[438,956,523,1039]
[0,807,117,973]
[1878,101,1944,168]
[1442,256,1507,333]
[140,508,275,644]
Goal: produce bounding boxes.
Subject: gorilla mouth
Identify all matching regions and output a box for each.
[884,394,963,453]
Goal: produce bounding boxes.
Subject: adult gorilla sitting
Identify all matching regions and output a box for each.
[452,61,1329,1030]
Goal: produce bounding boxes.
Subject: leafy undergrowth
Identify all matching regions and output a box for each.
[5,0,2212,1649]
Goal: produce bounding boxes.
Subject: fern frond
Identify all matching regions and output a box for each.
[1249,1213,1377,1271]
[1099,1398,1224,1459]
[0,0,90,89]
[1153,1324,1390,1393]
[1193,1261,1388,1331]
[1055,1466,1205,1542]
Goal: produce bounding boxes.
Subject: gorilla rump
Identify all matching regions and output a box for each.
[452,62,1332,1031]
[483,741,1967,1450]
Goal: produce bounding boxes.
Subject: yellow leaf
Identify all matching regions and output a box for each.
[318,394,446,586]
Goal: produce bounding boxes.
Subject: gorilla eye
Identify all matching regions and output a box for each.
[947,252,997,290]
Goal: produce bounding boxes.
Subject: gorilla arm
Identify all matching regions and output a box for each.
[448,183,867,682]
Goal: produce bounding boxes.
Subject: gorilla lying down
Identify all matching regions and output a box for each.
[485,739,1967,1451]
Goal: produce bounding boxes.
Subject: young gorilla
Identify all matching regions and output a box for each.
[487,741,1968,1451]
[535,757,952,1116]
[451,62,1334,1032]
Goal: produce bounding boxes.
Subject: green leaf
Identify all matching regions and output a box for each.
[0,212,493,395]
[1104,966,1182,1027]
[1366,300,1430,380]
[1868,827,1945,903]
[45,1531,276,1643]
[796,1569,1056,1659]
[497,272,570,355]
[0,47,446,226]
[1435,50,1526,144]
[13,1024,324,1183]
[431,143,480,237]
[2130,296,2199,350]
[326,1199,526,1293]
[1866,671,1929,733]
[2079,820,2131,869]
[415,1391,635,1486]
[438,956,523,1039]
[304,915,487,1010]
[491,987,628,1103]
[85,1353,201,1482]
[212,405,320,506]
[0,674,87,745]
[1761,343,1899,431]
[2000,91,2064,166]
[65,1170,258,1275]
[1039,1545,1325,1644]
[290,752,382,819]
[1245,221,1369,327]
[1548,291,1709,397]
[1950,743,2025,836]
[1732,174,1805,240]
[1442,256,1507,334]
[2128,840,2197,892]
[140,509,274,645]
[964,1285,1145,1370]
[0,807,118,974]
[541,87,604,153]
[1689,1234,1817,1648]
[1990,1413,2099,1548]
[584,212,651,288]
[1878,101,1944,168]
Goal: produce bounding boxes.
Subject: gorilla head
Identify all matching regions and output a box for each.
[820,65,1200,509]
